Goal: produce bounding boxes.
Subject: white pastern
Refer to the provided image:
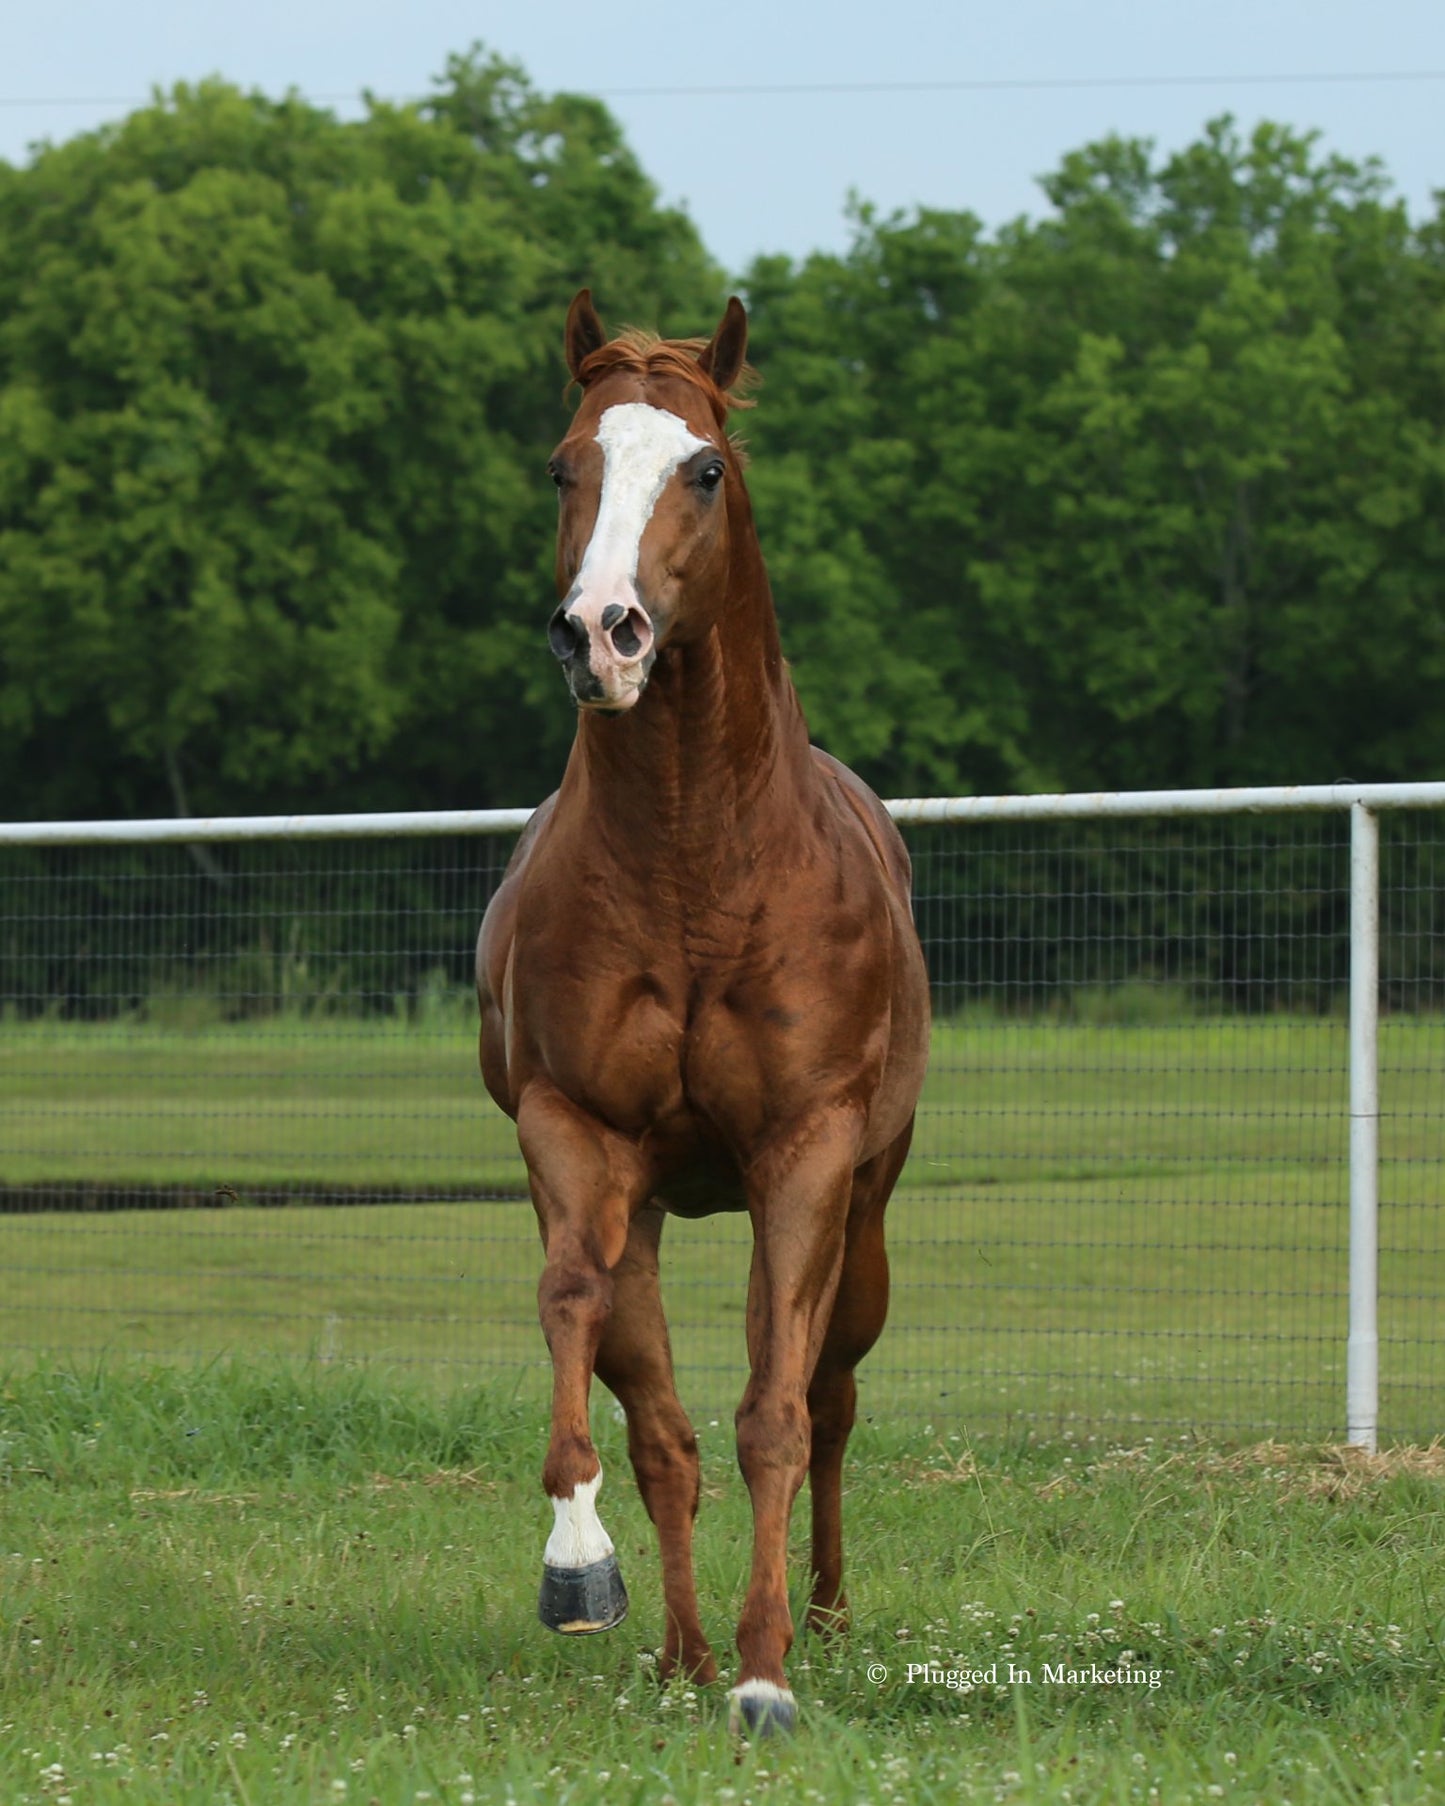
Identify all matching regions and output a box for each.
[544,1468,614,1570]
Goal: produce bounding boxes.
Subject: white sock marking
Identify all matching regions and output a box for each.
[729,1679,796,1707]
[544,1468,614,1569]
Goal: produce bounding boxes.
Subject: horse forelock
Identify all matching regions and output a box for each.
[573,330,756,462]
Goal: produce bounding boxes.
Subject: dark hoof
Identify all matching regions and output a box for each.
[537,1554,629,1635]
[727,1682,798,1738]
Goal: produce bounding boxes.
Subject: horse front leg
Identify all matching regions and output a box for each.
[518,1085,650,1636]
[729,1115,860,1737]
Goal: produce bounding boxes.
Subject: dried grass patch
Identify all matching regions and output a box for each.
[902,1449,978,1487]
[1029,1437,1445,1501]
[364,1467,496,1494]
[128,1487,262,1506]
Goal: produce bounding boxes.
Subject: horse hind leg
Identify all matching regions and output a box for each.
[593,1204,716,1682]
[804,1366,860,1636]
[806,1121,911,1636]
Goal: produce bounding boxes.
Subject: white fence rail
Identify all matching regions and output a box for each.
[2,781,1443,1446]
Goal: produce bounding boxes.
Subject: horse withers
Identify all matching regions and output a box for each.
[476,291,930,1736]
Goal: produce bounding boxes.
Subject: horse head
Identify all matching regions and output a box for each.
[545,290,752,714]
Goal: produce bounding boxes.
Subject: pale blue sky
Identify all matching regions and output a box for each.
[2,1,1442,272]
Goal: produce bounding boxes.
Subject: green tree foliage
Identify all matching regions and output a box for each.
[0,89,1441,820]
[745,120,1445,794]
[0,51,723,818]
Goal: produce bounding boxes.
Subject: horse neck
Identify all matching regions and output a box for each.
[568,533,812,862]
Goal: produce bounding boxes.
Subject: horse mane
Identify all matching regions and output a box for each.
[573,328,757,454]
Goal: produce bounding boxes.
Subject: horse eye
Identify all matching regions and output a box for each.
[697,461,724,492]
[547,461,566,490]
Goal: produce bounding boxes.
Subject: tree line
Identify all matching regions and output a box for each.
[1,49,1442,825]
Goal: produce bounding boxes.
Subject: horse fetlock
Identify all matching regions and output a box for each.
[657,1617,719,1686]
[736,1596,796,1678]
[540,1431,600,1500]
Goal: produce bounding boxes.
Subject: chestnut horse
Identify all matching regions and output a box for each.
[477,291,929,1736]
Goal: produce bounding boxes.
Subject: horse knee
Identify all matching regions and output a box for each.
[538,1249,613,1346]
[736,1392,810,1479]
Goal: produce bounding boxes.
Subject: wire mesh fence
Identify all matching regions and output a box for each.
[0,804,1440,1441]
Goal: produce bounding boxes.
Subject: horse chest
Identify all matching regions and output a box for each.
[513,924,818,1153]
[508,809,896,1156]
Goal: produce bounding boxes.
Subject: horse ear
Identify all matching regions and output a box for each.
[565,289,608,382]
[698,295,748,393]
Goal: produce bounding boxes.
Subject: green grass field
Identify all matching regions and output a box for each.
[0,1014,1441,1438]
[0,1362,1441,1805]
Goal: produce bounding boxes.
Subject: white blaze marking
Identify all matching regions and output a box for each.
[544,1468,613,1569]
[563,404,710,708]
[581,402,710,597]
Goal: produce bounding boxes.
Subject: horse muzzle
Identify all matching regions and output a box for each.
[548,596,657,713]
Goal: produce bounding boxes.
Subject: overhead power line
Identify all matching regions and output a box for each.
[2,69,1445,108]
[592,70,1445,96]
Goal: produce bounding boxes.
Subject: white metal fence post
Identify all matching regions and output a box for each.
[1347,802,1380,1451]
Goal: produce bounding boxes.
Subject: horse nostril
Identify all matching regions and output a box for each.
[609,606,648,659]
[600,603,625,632]
[547,606,583,662]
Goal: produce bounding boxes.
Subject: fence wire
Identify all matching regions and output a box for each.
[0,813,1439,1441]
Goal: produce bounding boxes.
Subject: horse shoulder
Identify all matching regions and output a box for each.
[477,793,559,996]
[477,792,560,1115]
[807,747,913,905]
